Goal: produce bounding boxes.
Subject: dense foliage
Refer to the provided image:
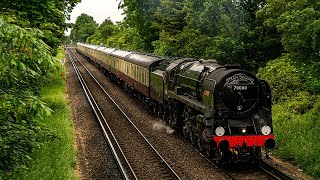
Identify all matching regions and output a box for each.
[0,19,54,91]
[69,0,320,177]
[0,0,79,177]
[272,95,320,176]
[0,0,80,54]
[0,17,54,175]
[120,0,160,51]
[258,0,320,93]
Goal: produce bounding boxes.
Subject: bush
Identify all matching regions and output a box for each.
[0,17,56,175]
[298,60,320,94]
[0,92,52,173]
[0,17,55,91]
[257,56,302,103]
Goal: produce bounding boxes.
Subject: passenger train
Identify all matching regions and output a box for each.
[76,43,275,163]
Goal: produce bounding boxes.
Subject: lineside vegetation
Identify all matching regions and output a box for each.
[1,0,79,178]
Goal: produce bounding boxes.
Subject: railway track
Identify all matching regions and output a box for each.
[258,160,293,180]
[66,47,181,180]
[189,142,293,179]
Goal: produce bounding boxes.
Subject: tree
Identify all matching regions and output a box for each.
[70,14,98,43]
[238,0,283,71]
[155,0,186,34]
[153,0,187,56]
[184,0,241,37]
[258,0,320,92]
[183,0,205,31]
[119,0,160,52]
[105,22,146,51]
[88,18,117,45]
[0,0,80,54]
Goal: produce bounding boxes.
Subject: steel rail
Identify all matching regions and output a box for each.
[66,48,136,180]
[69,48,181,180]
[190,142,294,180]
[259,160,293,180]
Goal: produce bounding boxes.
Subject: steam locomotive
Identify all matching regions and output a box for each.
[76,43,275,163]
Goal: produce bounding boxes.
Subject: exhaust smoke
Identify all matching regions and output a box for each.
[153,120,175,134]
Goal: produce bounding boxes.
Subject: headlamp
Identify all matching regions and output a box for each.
[215,127,225,136]
[241,127,246,134]
[261,125,271,135]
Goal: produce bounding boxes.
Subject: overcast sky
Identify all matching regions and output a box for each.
[66,0,124,35]
[69,0,124,24]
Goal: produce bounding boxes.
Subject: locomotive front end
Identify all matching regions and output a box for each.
[207,68,275,162]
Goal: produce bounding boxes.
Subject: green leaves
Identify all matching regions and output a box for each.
[0,0,81,53]
[0,90,52,172]
[257,56,302,102]
[70,14,98,43]
[257,0,320,94]
[258,0,320,62]
[0,17,54,90]
[0,0,80,176]
[120,0,160,52]
[155,0,186,34]
[0,17,56,174]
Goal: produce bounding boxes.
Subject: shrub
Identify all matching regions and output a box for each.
[0,91,52,173]
[0,17,55,91]
[0,17,56,175]
[257,56,302,103]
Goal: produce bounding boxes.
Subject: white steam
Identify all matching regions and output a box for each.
[153,120,175,134]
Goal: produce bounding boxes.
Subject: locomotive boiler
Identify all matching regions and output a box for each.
[76,43,275,163]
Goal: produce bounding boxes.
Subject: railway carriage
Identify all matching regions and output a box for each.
[76,43,275,163]
[77,43,164,98]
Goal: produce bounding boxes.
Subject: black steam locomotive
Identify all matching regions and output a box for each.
[76,43,275,162]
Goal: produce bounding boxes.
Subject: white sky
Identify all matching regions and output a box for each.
[66,0,124,35]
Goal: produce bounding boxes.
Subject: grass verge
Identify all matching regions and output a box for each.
[273,92,320,177]
[10,48,76,180]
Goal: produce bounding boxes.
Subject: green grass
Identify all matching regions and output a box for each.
[11,47,76,180]
[272,92,320,177]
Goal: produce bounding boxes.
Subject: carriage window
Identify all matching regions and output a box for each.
[136,66,139,80]
[120,59,122,71]
[138,67,141,81]
[142,70,145,84]
[116,58,118,69]
[145,69,148,84]
[140,68,143,82]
